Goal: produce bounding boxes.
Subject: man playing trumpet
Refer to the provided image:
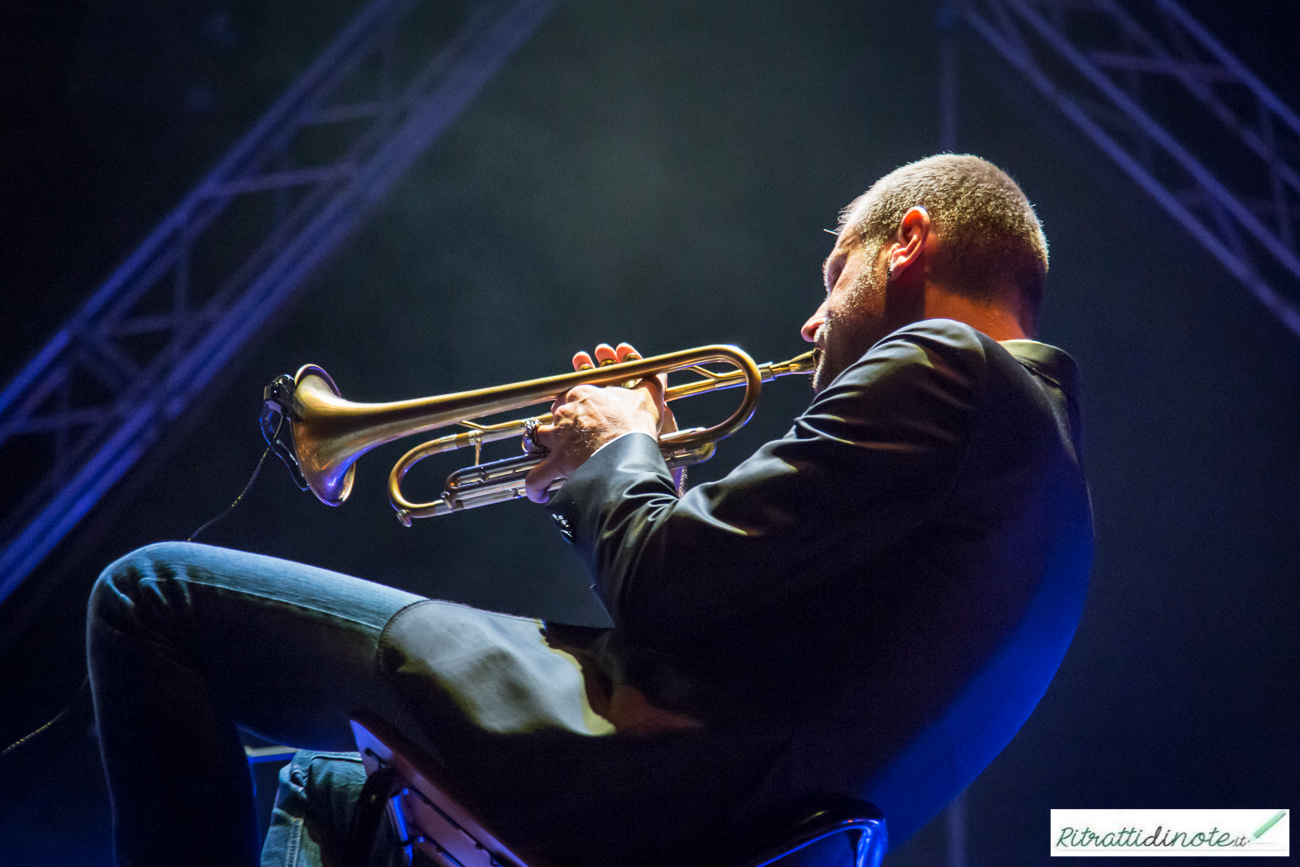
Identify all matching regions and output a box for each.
[87,154,1091,866]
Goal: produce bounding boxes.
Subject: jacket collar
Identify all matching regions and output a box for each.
[1000,339,1082,404]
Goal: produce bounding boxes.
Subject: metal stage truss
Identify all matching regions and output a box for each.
[0,0,558,602]
[944,0,1300,338]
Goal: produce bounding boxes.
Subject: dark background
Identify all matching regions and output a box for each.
[2,1,1298,864]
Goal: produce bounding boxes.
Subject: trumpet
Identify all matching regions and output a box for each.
[260,345,814,524]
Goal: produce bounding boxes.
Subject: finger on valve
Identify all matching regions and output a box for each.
[593,343,620,367]
[576,341,670,428]
[602,341,665,399]
[573,342,642,372]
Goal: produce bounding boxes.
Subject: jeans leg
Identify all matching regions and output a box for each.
[87,541,423,867]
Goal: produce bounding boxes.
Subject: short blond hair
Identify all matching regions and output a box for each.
[843,154,1049,329]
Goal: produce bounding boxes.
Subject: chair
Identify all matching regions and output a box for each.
[349,717,886,867]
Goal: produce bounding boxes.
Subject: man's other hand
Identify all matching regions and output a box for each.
[524,343,666,504]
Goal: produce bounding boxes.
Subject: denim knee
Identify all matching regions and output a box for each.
[87,541,205,645]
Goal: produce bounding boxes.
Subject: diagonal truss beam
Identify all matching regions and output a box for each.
[0,0,558,602]
[954,0,1300,338]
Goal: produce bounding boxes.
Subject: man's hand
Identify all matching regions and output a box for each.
[524,343,668,504]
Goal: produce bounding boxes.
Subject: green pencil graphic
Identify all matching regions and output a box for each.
[1253,811,1286,840]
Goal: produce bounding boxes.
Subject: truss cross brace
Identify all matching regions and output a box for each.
[948,0,1300,338]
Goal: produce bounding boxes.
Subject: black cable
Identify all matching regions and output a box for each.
[3,448,272,760]
[2,676,90,758]
[188,446,272,542]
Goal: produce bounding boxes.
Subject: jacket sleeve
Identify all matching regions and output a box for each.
[546,320,989,640]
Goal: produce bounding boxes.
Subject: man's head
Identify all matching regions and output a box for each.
[803,155,1048,391]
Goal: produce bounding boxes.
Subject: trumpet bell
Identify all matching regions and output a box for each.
[261,365,357,506]
[289,365,359,506]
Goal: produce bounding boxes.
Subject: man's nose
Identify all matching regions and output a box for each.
[801,303,827,343]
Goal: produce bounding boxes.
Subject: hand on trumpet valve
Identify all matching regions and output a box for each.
[573,343,679,436]
[523,343,673,504]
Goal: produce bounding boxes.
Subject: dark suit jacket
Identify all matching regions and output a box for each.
[545,318,1093,853]
[383,318,1091,866]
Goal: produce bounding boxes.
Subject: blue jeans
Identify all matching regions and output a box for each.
[88,542,783,867]
[87,542,423,867]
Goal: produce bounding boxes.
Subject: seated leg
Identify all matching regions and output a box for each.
[87,541,423,867]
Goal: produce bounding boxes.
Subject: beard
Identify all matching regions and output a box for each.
[811,266,886,393]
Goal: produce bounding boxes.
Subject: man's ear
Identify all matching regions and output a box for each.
[887,206,931,282]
